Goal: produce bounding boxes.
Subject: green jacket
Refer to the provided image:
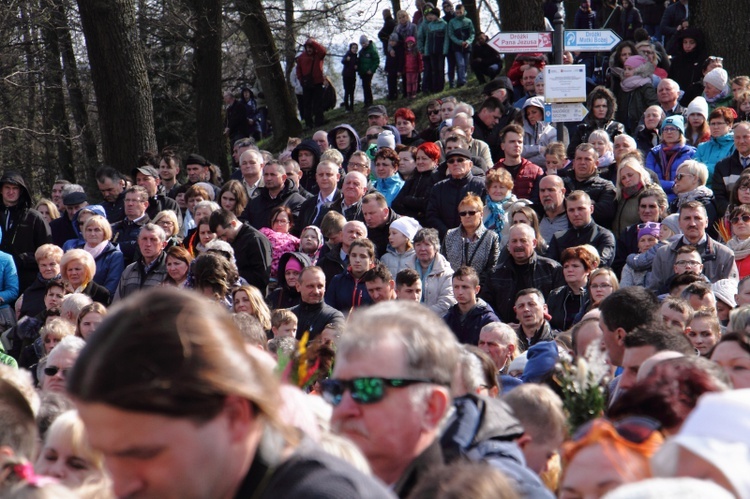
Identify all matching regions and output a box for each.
[418,18,449,56]
[447,15,475,51]
[358,43,380,76]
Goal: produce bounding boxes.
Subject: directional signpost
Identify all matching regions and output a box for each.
[488,32,553,54]
[563,29,621,52]
[544,103,588,123]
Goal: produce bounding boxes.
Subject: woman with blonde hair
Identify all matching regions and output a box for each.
[152,210,182,248]
[35,410,111,494]
[587,267,619,310]
[59,250,109,305]
[80,215,124,295]
[613,154,661,235]
[233,285,272,332]
[34,199,60,225]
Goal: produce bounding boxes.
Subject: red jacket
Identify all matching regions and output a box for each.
[404,50,423,73]
[492,158,543,200]
[296,39,327,86]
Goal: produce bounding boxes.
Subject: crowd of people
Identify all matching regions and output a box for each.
[1,0,750,497]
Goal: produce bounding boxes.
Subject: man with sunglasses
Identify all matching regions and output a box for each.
[327,300,459,497]
[426,148,486,238]
[649,200,737,293]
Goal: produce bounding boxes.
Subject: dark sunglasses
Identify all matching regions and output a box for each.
[573,416,661,444]
[459,210,478,217]
[320,377,432,406]
[427,109,441,115]
[731,214,750,225]
[43,366,71,378]
[674,172,694,181]
[447,157,467,164]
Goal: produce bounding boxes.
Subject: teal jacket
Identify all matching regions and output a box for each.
[358,43,380,76]
[375,174,405,207]
[418,18,449,56]
[695,132,735,188]
[447,15,475,50]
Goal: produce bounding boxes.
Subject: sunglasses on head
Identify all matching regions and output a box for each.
[731,214,750,225]
[459,210,478,217]
[320,377,432,406]
[44,366,71,378]
[573,416,661,444]
[637,221,660,230]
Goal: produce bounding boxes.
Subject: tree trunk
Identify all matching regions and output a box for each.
[391,0,401,14]
[39,0,74,183]
[238,0,302,149]
[283,0,296,83]
[76,0,157,175]
[691,0,750,77]
[54,0,99,174]
[463,0,480,36]
[184,0,226,176]
[496,0,546,69]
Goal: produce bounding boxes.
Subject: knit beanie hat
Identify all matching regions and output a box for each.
[520,341,559,383]
[638,222,660,241]
[703,67,729,91]
[389,216,422,241]
[285,256,304,273]
[624,54,648,68]
[389,32,400,42]
[686,96,709,121]
[712,279,738,308]
[360,35,369,46]
[661,213,682,237]
[534,72,544,84]
[377,130,396,150]
[661,114,685,135]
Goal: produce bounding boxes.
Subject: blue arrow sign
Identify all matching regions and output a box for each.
[564,29,621,51]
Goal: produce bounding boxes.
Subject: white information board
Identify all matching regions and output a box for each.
[544,65,587,103]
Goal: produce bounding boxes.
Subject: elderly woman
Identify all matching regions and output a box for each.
[152,209,182,248]
[35,410,111,493]
[62,205,107,251]
[40,335,86,393]
[218,180,249,219]
[60,249,110,305]
[78,215,124,296]
[373,147,405,207]
[414,227,455,316]
[613,155,660,236]
[635,105,665,156]
[703,67,733,112]
[20,317,74,373]
[560,417,663,498]
[547,245,598,331]
[695,107,736,188]
[669,160,717,228]
[726,205,750,279]
[645,115,696,202]
[392,142,440,225]
[442,194,500,286]
[163,245,193,288]
[395,108,424,147]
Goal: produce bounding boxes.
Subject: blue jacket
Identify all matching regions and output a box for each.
[0,227,19,309]
[442,298,499,345]
[695,132,735,188]
[645,143,696,201]
[375,174,405,207]
[92,242,125,296]
[324,269,373,314]
[61,205,107,251]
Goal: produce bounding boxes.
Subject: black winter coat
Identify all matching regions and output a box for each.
[546,221,616,267]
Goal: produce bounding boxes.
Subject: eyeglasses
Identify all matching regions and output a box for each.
[731,214,750,225]
[320,377,432,406]
[637,222,660,230]
[709,121,728,126]
[590,283,613,289]
[573,416,661,445]
[43,366,71,378]
[738,183,750,192]
[427,109,441,116]
[674,172,695,181]
[674,260,702,268]
[447,157,467,164]
[458,210,478,217]
[348,162,368,169]
[662,127,680,133]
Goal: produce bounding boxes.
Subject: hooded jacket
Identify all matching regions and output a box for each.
[521,97,559,167]
[291,140,322,195]
[381,246,416,278]
[443,298,499,345]
[296,39,327,86]
[0,172,52,292]
[325,268,374,314]
[0,227,19,311]
[265,252,313,310]
[358,42,380,76]
[568,87,626,157]
[243,179,306,230]
[695,132,735,187]
[419,253,456,316]
[62,205,107,251]
[327,124,361,169]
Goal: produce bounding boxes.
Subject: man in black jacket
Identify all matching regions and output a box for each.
[713,121,750,216]
[511,289,556,352]
[244,162,306,230]
[563,144,617,228]
[290,266,344,341]
[0,171,52,291]
[547,190,616,267]
[210,210,272,295]
[132,165,181,225]
[482,224,563,323]
[360,192,399,258]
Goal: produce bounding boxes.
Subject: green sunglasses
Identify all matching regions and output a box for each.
[320,377,432,406]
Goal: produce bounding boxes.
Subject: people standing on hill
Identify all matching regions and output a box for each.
[296,38,327,129]
[340,43,358,112]
[358,35,380,108]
